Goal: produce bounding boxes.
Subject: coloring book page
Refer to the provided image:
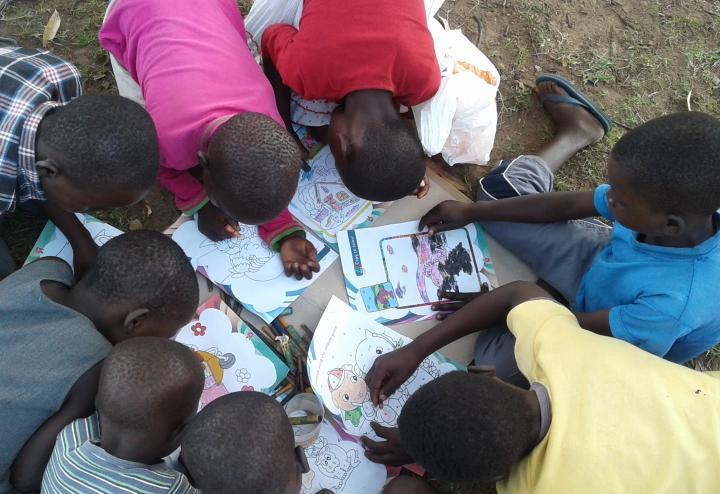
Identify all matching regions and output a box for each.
[175,295,289,409]
[289,144,384,250]
[337,221,497,324]
[25,213,122,267]
[171,219,337,323]
[300,418,386,494]
[307,297,463,440]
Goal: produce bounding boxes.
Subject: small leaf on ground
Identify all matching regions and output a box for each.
[42,9,61,48]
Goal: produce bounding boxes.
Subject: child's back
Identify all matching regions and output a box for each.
[42,337,204,493]
[1,231,198,494]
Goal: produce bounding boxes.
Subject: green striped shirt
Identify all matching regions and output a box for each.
[41,414,199,494]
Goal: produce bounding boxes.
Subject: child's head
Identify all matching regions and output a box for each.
[97,337,204,461]
[203,112,303,224]
[35,95,159,212]
[180,392,307,494]
[328,365,367,411]
[607,112,720,235]
[398,371,538,483]
[328,110,426,201]
[76,230,198,343]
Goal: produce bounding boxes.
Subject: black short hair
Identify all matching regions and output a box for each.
[43,94,159,193]
[341,118,426,201]
[398,371,536,483]
[181,392,297,493]
[208,113,302,224]
[81,231,198,322]
[611,112,720,214]
[97,337,204,431]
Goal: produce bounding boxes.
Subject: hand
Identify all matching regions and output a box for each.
[197,202,238,242]
[280,234,320,280]
[431,283,490,320]
[418,200,477,235]
[411,175,430,199]
[361,423,413,466]
[365,344,424,406]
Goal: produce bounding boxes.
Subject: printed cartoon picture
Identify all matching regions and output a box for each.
[172,219,337,323]
[25,213,122,267]
[174,297,289,408]
[289,146,378,246]
[308,297,463,440]
[300,420,385,494]
[338,221,497,324]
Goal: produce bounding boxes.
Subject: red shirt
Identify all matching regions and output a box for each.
[262,0,440,106]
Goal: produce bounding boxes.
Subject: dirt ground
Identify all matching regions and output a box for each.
[1,0,719,491]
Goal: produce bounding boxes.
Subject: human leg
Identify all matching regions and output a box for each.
[382,476,437,494]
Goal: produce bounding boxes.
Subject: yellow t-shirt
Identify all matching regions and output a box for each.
[497,299,720,494]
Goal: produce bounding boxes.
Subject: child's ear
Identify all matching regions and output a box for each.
[664,214,686,236]
[35,159,60,178]
[123,308,150,334]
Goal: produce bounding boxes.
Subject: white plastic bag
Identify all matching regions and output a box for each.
[413,18,500,166]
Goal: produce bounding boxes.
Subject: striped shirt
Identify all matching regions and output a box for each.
[41,414,199,494]
[0,47,82,215]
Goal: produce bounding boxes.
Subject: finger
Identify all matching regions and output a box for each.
[292,263,302,280]
[361,435,386,452]
[438,290,477,302]
[430,301,465,312]
[480,282,490,293]
[283,262,292,277]
[300,263,312,280]
[435,312,448,321]
[309,260,320,273]
[366,367,384,406]
[224,223,239,237]
[370,421,390,439]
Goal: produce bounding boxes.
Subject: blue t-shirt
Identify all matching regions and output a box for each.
[575,185,720,363]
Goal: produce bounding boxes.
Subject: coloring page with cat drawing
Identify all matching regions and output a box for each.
[300,418,386,494]
[174,295,289,409]
[337,220,497,325]
[307,297,463,440]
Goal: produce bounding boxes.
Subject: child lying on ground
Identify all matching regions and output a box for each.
[180,392,311,494]
[100,0,319,279]
[0,231,198,493]
[416,78,720,384]
[370,282,720,493]
[41,338,204,493]
[259,0,440,201]
[0,45,159,279]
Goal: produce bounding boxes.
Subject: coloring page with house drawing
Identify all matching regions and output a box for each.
[300,418,386,494]
[289,144,385,250]
[337,220,496,325]
[307,297,463,440]
[25,213,122,268]
[172,219,337,323]
[174,295,289,409]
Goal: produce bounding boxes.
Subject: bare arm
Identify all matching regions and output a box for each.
[10,363,101,493]
[263,55,295,134]
[419,191,598,234]
[576,310,612,336]
[43,206,97,278]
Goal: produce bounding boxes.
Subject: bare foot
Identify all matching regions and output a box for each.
[537,81,605,147]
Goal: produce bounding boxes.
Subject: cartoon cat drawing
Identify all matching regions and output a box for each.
[354,329,398,375]
[305,437,360,491]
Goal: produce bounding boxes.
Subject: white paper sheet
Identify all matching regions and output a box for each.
[300,419,386,494]
[336,221,496,324]
[307,297,463,440]
[171,220,337,323]
[174,296,289,409]
[25,213,123,267]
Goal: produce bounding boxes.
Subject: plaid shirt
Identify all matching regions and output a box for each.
[0,47,82,215]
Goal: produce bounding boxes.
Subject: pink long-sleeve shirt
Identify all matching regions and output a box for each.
[99,0,300,247]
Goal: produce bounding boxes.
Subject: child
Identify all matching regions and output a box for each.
[42,337,204,493]
[1,231,198,493]
[414,77,720,383]
[259,0,440,201]
[371,282,720,493]
[0,45,160,279]
[180,392,310,494]
[99,0,320,280]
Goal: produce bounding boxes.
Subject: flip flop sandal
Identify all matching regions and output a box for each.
[535,74,613,136]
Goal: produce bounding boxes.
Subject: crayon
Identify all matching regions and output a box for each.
[289,415,322,426]
[281,307,294,316]
[276,335,296,373]
[273,382,293,398]
[286,325,307,351]
[299,324,313,343]
[277,316,290,331]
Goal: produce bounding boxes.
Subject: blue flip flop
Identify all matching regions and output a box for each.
[535,74,613,136]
